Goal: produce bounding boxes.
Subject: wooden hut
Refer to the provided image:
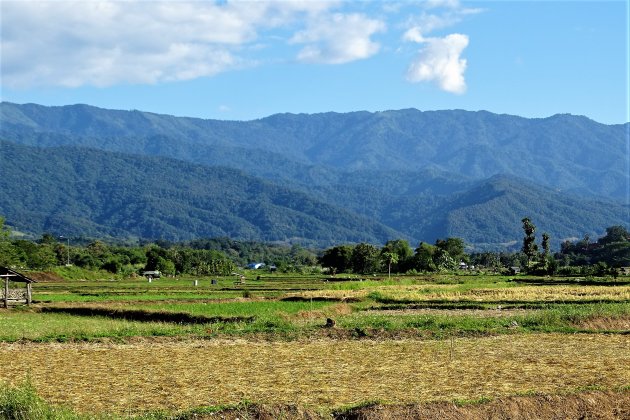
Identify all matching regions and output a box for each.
[0,267,36,307]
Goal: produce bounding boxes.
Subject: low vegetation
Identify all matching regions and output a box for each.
[1,220,629,418]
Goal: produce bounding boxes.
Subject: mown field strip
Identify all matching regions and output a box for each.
[1,334,628,415]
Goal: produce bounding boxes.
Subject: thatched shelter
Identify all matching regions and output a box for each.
[1,266,36,307]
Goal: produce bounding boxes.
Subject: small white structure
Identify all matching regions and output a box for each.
[142,271,161,280]
[247,262,265,270]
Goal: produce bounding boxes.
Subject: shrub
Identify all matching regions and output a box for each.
[0,380,78,419]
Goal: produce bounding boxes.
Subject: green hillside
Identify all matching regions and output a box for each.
[1,141,627,249]
[2,102,628,200]
[0,141,401,245]
[1,102,628,249]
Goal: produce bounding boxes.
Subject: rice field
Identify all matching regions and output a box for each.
[1,334,628,415]
[1,273,629,418]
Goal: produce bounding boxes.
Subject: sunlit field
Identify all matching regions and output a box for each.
[1,272,629,418]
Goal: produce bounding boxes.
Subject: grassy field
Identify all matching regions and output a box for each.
[1,272,629,418]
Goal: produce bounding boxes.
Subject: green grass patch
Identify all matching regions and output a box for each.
[0,380,79,420]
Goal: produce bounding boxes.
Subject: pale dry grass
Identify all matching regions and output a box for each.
[287,284,630,303]
[375,285,630,302]
[575,316,630,331]
[1,334,628,415]
[361,308,534,317]
[284,284,460,300]
[288,303,354,324]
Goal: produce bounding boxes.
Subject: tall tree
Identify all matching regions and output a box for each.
[541,232,550,257]
[381,239,413,272]
[521,217,538,268]
[599,226,630,245]
[412,242,437,272]
[381,251,399,279]
[319,245,353,275]
[0,217,20,267]
[435,237,466,263]
[350,243,381,274]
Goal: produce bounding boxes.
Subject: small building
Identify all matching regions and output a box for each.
[1,267,36,307]
[247,262,265,270]
[142,271,161,280]
[510,266,521,275]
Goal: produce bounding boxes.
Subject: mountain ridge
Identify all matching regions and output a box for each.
[1,140,627,249]
[2,101,627,201]
[1,102,628,249]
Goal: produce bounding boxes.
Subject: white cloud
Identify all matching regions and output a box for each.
[424,0,461,10]
[403,26,426,43]
[402,0,479,94]
[0,0,337,88]
[406,33,469,94]
[0,0,478,90]
[290,13,386,64]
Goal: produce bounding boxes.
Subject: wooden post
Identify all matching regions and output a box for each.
[26,283,32,305]
[3,277,8,309]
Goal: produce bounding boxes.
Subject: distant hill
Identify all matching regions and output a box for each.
[1,102,628,249]
[1,140,627,249]
[2,102,628,200]
[0,141,401,245]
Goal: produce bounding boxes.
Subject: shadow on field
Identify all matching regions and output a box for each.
[175,390,630,420]
[40,307,255,324]
[280,296,362,303]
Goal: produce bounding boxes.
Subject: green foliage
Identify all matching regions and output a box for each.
[319,245,354,274]
[521,217,538,268]
[350,243,381,274]
[559,226,630,268]
[0,380,79,419]
[2,103,629,250]
[381,239,413,272]
[10,240,58,270]
[599,226,630,245]
[412,242,437,272]
[0,217,21,267]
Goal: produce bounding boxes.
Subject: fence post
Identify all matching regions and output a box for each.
[3,277,8,308]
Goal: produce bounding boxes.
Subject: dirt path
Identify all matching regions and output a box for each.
[1,334,628,415]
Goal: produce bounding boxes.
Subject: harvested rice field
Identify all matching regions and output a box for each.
[1,273,629,418]
[1,334,629,415]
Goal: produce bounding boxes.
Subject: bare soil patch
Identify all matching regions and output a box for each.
[27,271,65,282]
[574,316,630,332]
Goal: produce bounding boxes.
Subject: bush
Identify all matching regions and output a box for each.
[0,380,78,419]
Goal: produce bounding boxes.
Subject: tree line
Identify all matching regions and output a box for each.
[1,216,628,276]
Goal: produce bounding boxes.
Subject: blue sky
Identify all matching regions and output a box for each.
[1,0,628,124]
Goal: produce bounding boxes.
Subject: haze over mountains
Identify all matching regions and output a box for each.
[1,102,628,250]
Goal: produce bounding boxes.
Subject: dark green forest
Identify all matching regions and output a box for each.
[2,216,629,277]
[2,102,627,201]
[1,102,628,249]
[1,141,627,249]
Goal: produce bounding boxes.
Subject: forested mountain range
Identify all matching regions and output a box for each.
[1,102,628,249]
[3,102,628,199]
[0,142,399,245]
